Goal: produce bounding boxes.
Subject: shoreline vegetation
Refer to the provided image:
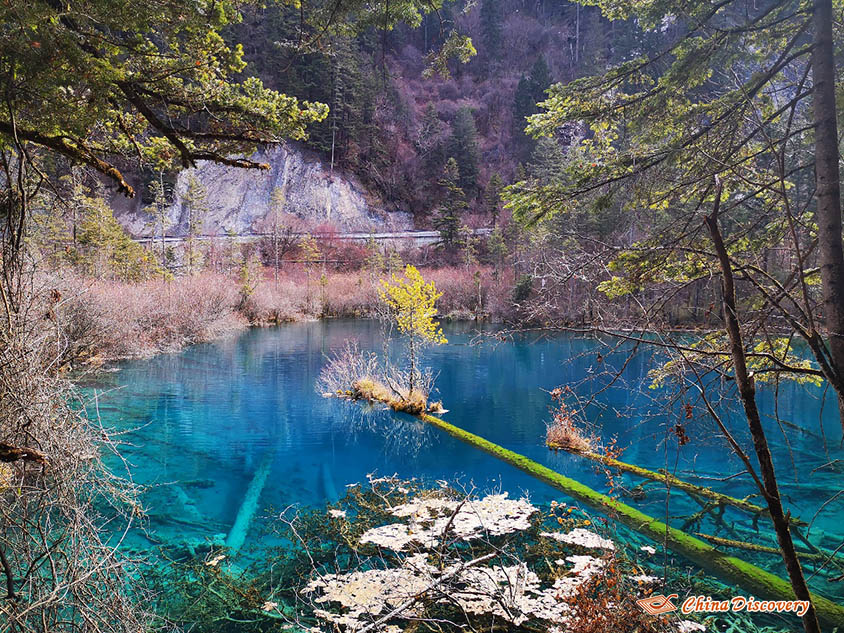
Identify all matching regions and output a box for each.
[49,264,512,365]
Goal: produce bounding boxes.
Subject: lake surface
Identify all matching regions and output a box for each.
[86,320,844,601]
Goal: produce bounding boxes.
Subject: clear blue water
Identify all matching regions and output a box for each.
[84,320,844,601]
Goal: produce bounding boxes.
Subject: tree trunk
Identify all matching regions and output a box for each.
[409,308,416,395]
[705,184,821,633]
[812,0,844,433]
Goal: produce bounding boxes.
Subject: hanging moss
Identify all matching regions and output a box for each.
[418,413,844,631]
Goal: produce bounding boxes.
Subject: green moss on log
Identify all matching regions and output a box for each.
[694,533,828,561]
[418,413,844,631]
[566,449,806,527]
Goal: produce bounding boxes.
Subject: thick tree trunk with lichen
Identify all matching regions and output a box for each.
[812,0,844,434]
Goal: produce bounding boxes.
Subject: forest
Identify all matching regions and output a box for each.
[1,1,843,633]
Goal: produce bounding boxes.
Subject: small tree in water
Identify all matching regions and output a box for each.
[379,265,447,395]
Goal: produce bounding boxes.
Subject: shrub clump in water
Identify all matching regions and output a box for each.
[545,387,592,453]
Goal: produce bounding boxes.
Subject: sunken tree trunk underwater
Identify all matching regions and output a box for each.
[553,448,806,527]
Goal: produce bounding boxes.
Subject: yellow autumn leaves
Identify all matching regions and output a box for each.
[378,265,447,346]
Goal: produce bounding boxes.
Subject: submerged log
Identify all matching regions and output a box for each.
[695,533,829,561]
[561,448,807,527]
[225,450,275,555]
[416,412,844,631]
[321,462,339,502]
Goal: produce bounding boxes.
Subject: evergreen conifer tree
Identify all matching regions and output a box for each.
[447,107,480,194]
[480,0,504,71]
[485,173,504,225]
[435,158,468,247]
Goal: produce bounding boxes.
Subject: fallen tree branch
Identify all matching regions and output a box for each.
[561,448,806,527]
[695,533,829,561]
[0,442,47,465]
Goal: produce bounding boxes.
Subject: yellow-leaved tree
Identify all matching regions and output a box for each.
[379,265,447,396]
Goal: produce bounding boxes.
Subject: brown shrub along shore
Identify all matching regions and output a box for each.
[48,265,508,363]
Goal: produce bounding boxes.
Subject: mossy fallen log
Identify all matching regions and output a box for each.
[560,448,807,527]
[417,412,844,631]
[695,533,830,561]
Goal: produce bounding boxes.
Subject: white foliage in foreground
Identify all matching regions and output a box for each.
[304,550,612,631]
[303,493,625,632]
[541,527,616,551]
[360,493,538,551]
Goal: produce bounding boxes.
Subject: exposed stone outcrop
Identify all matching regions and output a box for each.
[113,143,411,236]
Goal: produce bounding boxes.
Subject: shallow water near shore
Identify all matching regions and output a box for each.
[84,320,844,609]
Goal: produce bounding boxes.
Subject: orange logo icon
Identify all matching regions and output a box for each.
[637,593,678,615]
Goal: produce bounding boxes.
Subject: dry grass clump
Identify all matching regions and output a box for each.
[545,389,592,453]
[351,377,394,402]
[390,387,428,414]
[319,343,437,414]
[352,377,429,414]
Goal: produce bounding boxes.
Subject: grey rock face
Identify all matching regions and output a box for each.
[115,143,411,236]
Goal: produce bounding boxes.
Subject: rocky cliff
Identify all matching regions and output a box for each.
[113,143,412,237]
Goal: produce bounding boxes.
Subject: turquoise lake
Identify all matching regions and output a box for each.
[85,320,844,602]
